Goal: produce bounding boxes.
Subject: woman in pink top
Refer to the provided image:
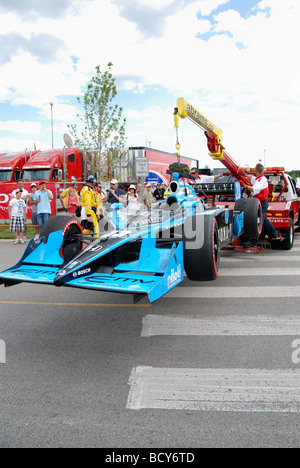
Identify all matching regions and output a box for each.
[66,188,80,217]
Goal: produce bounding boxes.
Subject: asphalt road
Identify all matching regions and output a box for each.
[1,236,300,448]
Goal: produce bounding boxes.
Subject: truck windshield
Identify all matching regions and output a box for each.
[0,170,12,181]
[23,169,51,181]
[265,174,288,193]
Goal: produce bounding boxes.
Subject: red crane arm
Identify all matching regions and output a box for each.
[204,131,250,186]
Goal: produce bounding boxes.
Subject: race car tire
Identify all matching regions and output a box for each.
[235,198,262,238]
[280,218,294,250]
[40,216,83,263]
[183,215,220,281]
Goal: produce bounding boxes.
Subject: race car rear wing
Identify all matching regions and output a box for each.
[193,182,236,196]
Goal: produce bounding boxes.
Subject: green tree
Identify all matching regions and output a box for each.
[286,170,299,181]
[68,63,126,180]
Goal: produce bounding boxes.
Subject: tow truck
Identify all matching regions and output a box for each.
[241,166,298,249]
[174,97,298,250]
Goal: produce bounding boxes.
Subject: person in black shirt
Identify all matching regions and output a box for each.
[153,183,165,201]
[103,179,124,205]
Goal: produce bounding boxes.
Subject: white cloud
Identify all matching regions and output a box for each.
[0,120,42,134]
[0,136,49,153]
[0,0,300,169]
[138,0,174,9]
[198,0,229,16]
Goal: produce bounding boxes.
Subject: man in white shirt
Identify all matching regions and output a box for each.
[189,167,226,184]
[10,180,29,241]
[243,163,279,245]
[10,179,28,202]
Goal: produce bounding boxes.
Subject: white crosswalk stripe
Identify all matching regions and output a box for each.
[127,247,300,414]
[167,286,300,298]
[182,266,300,277]
[220,268,300,276]
[127,367,300,413]
[141,314,300,337]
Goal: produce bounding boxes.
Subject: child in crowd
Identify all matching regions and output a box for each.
[8,189,26,244]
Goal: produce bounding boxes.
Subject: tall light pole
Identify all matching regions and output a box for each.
[50,102,54,149]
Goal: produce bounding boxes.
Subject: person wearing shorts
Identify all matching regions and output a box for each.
[8,189,26,244]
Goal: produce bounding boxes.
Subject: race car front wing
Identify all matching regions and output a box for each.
[0,234,184,303]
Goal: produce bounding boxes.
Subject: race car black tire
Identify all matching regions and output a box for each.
[280,218,294,250]
[40,216,83,263]
[183,215,220,281]
[235,198,262,238]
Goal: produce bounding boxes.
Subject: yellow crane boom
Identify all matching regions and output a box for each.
[174,97,225,160]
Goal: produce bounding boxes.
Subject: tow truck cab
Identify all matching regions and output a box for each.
[242,167,299,230]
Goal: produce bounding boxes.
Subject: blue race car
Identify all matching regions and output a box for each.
[0,173,262,303]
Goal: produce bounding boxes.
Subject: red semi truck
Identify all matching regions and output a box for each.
[0,150,41,183]
[0,147,90,220]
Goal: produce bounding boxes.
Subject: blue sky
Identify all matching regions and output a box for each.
[0,0,300,169]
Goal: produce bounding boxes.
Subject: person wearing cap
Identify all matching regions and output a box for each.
[8,189,27,244]
[153,183,165,201]
[103,179,124,205]
[33,181,53,231]
[124,185,140,212]
[27,183,39,241]
[144,183,154,208]
[10,179,29,242]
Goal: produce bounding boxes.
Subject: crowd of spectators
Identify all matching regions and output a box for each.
[8,177,170,244]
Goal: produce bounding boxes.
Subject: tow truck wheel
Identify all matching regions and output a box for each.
[235,198,263,238]
[280,218,294,250]
[40,216,83,263]
[183,215,220,281]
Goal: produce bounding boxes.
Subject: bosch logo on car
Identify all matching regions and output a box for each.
[73,268,91,278]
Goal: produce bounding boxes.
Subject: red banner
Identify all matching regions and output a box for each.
[0,182,58,221]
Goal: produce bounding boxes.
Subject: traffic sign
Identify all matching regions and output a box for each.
[135,158,149,178]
